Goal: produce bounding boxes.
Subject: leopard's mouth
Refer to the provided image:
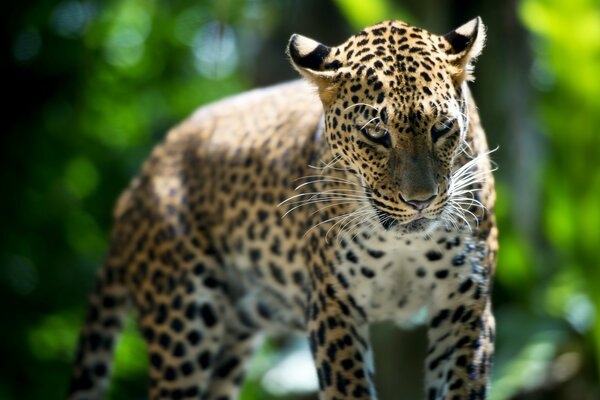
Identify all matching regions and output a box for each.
[375,209,432,232]
[368,197,431,231]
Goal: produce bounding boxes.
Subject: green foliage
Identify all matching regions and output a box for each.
[520,0,600,380]
[333,0,414,29]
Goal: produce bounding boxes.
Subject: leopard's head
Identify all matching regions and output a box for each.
[289,18,486,233]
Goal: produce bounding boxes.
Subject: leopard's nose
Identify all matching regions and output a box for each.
[400,193,437,210]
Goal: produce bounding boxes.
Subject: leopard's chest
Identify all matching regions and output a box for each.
[335,229,470,324]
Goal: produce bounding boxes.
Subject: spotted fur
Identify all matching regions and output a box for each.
[70,17,497,400]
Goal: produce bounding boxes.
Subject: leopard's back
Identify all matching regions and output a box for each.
[117,80,327,327]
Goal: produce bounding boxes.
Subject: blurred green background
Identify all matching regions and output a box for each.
[2,0,599,399]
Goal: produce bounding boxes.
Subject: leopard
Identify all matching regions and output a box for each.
[69,17,497,400]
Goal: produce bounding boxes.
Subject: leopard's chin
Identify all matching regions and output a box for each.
[368,196,442,235]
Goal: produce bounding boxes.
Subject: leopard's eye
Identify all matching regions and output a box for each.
[359,124,391,147]
[431,119,456,142]
[364,124,386,139]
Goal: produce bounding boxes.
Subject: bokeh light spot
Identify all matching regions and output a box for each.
[192,22,238,79]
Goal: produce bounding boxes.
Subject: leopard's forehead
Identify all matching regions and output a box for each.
[331,20,458,112]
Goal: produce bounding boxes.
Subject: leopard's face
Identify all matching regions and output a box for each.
[325,57,468,231]
[289,19,486,232]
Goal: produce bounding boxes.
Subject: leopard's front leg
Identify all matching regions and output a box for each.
[307,282,377,400]
[425,242,495,400]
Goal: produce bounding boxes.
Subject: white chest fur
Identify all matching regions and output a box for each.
[335,227,477,325]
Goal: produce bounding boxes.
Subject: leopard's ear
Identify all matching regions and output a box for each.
[288,34,342,105]
[443,17,486,83]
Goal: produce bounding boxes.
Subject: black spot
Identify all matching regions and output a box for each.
[249,249,261,263]
[292,271,304,286]
[367,249,385,258]
[257,210,268,222]
[431,309,450,328]
[180,362,194,376]
[346,251,359,263]
[158,333,171,349]
[316,367,324,390]
[172,389,183,400]
[199,304,217,327]
[257,302,272,319]
[426,250,443,261]
[352,385,368,397]
[456,355,468,367]
[336,272,349,289]
[428,388,437,400]
[325,60,342,69]
[339,301,350,316]
[452,254,466,266]
[317,321,326,345]
[185,303,197,319]
[397,296,408,308]
[155,304,168,325]
[452,306,465,323]
[269,262,287,285]
[164,366,177,381]
[336,371,349,395]
[142,327,155,343]
[341,358,354,370]
[327,316,338,329]
[203,276,219,289]
[435,269,449,279]
[172,342,185,357]
[170,318,184,333]
[150,352,163,369]
[287,248,297,263]
[270,236,281,255]
[198,351,211,369]
[416,267,427,277]
[325,284,336,298]
[216,358,240,378]
[456,335,470,349]
[360,267,375,278]
[171,295,182,310]
[450,378,464,390]
[322,361,333,386]
[186,330,202,345]
[326,343,337,361]
[459,279,474,293]
[461,310,474,323]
